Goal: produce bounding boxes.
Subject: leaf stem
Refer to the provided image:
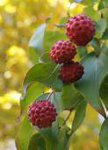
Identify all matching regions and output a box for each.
[46,90,54,101]
[67,3,71,18]
[62,110,72,126]
[59,109,73,130]
[89,102,107,119]
[55,24,65,28]
[94,39,102,57]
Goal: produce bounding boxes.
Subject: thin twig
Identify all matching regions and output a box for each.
[59,109,73,130]
[62,110,72,126]
[55,24,65,28]
[46,90,54,100]
[67,3,71,18]
[89,102,106,119]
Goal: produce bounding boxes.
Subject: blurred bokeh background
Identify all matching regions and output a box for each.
[0,0,104,149]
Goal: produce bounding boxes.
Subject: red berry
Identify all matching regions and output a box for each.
[59,62,84,84]
[66,14,95,46]
[50,40,76,64]
[28,100,57,129]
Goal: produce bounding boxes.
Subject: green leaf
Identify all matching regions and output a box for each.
[83,6,100,21]
[21,82,45,109]
[40,123,69,150]
[100,75,108,109]
[24,63,56,84]
[102,8,108,27]
[36,93,48,101]
[40,127,58,150]
[51,92,63,113]
[100,1,108,8]
[62,85,84,110]
[81,0,98,6]
[95,19,107,39]
[98,0,105,10]
[24,63,63,91]
[59,17,67,24]
[98,0,108,10]
[44,31,67,52]
[75,48,108,111]
[71,100,87,134]
[28,133,46,150]
[99,119,108,150]
[16,116,35,150]
[57,127,69,150]
[29,23,47,54]
[102,29,108,40]
[77,46,87,59]
[90,38,100,50]
[40,52,51,63]
[28,48,39,64]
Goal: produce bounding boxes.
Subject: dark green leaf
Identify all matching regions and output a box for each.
[90,38,100,50]
[24,63,56,85]
[29,24,47,54]
[71,100,87,134]
[57,127,69,150]
[24,63,63,91]
[44,31,67,52]
[62,85,84,110]
[75,48,108,111]
[77,46,87,59]
[21,82,45,109]
[16,116,35,150]
[102,29,108,40]
[99,119,108,150]
[98,0,108,10]
[28,133,46,150]
[51,92,63,113]
[100,75,108,109]
[95,19,107,39]
[40,127,58,150]
[40,123,69,150]
[98,0,105,10]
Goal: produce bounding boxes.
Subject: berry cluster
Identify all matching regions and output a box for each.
[28,14,95,129]
[59,62,84,84]
[50,40,76,64]
[50,14,95,84]
[66,14,95,46]
[28,100,57,129]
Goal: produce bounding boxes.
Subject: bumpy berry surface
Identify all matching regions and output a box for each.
[59,62,84,84]
[66,14,95,46]
[28,100,57,129]
[50,40,76,64]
